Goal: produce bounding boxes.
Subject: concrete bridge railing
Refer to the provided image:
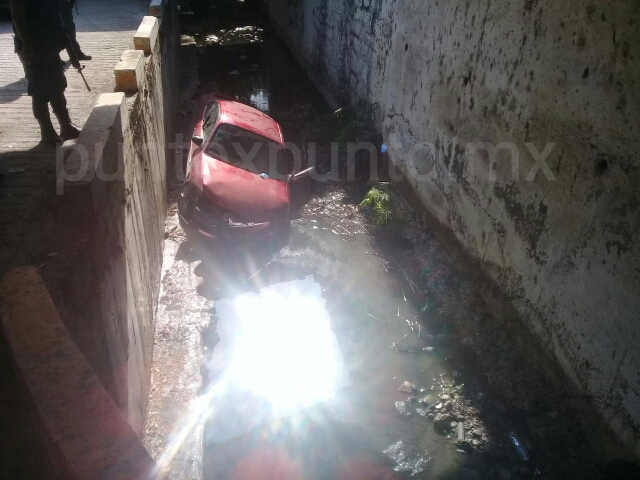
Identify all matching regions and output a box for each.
[0,0,179,476]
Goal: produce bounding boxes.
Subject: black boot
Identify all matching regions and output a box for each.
[76,51,92,61]
[51,93,81,141]
[73,40,92,61]
[32,97,60,145]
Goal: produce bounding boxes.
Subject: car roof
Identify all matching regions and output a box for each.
[216,97,284,146]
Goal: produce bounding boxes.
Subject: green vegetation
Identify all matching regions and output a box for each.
[360,182,401,228]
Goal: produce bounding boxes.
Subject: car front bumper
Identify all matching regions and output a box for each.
[178,181,284,245]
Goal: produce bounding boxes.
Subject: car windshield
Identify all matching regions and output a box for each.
[206,123,293,181]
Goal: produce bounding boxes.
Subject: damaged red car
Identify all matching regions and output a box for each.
[179,94,310,243]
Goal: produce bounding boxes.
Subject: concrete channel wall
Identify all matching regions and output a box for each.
[0,268,156,480]
[267,0,640,454]
[42,0,179,434]
[0,4,177,475]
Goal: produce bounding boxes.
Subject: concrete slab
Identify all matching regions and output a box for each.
[0,267,156,480]
[60,92,127,192]
[134,16,160,55]
[115,50,145,93]
[149,0,167,17]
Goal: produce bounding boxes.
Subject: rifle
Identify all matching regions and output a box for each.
[59,12,90,92]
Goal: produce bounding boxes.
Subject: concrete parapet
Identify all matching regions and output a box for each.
[0,267,157,480]
[58,93,127,193]
[134,16,160,55]
[115,50,145,93]
[41,0,178,436]
[149,0,167,17]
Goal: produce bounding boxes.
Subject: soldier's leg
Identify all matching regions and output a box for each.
[50,92,81,141]
[61,0,92,61]
[26,54,61,144]
[32,96,60,144]
[46,48,80,142]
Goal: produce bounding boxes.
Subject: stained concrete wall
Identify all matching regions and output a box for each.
[268,0,640,454]
[0,268,157,479]
[40,2,179,434]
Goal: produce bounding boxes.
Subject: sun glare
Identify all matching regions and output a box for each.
[153,276,349,474]
[223,276,346,411]
[204,275,350,444]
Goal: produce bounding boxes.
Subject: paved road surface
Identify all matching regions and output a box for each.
[0,0,148,277]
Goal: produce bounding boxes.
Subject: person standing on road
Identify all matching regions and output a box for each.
[59,0,92,61]
[10,0,81,144]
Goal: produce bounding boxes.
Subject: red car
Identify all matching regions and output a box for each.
[179,94,310,243]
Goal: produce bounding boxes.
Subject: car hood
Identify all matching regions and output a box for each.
[200,154,290,223]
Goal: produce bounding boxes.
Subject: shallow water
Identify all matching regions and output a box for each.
[195,215,461,479]
[174,12,472,480]
[144,5,611,480]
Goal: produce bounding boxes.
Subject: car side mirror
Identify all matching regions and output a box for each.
[192,135,204,147]
[288,167,314,183]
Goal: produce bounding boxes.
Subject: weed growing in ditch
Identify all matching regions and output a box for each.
[360,182,401,228]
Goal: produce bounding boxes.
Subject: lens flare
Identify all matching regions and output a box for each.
[152,276,349,475]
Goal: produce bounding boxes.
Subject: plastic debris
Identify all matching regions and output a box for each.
[383,441,432,476]
[509,432,530,462]
[395,401,406,414]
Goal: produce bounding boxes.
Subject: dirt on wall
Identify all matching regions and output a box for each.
[268,0,640,456]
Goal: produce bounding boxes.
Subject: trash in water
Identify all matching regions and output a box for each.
[399,381,416,393]
[389,342,421,353]
[383,440,432,476]
[367,312,386,324]
[509,432,530,462]
[415,408,427,417]
[395,401,406,414]
[228,70,240,75]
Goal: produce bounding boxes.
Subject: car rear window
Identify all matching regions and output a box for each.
[206,124,292,180]
[202,101,220,141]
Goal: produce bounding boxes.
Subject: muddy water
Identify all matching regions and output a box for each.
[143,16,461,480]
[144,6,613,480]
[195,219,461,479]
[188,21,464,480]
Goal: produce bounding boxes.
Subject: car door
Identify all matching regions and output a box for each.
[186,99,221,178]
